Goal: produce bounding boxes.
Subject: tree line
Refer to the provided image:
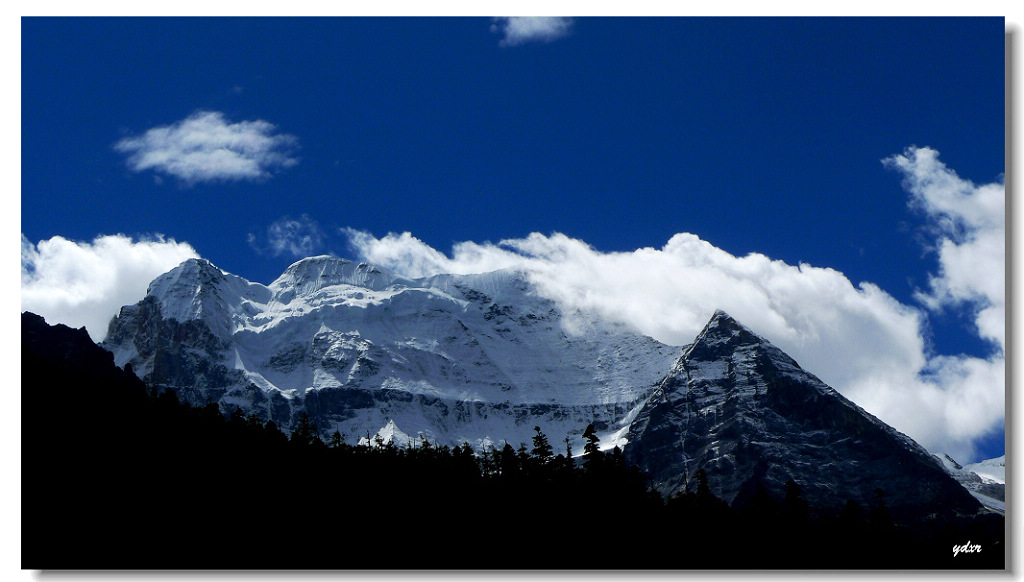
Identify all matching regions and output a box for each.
[22,313,1004,570]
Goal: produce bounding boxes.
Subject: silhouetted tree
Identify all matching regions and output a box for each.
[582,424,601,470]
[264,419,288,446]
[480,446,499,478]
[328,430,345,449]
[290,412,323,448]
[531,426,553,463]
[609,445,627,471]
[517,443,531,471]
[695,468,712,498]
[499,442,518,477]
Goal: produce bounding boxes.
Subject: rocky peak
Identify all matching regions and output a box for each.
[680,309,802,377]
[625,310,981,523]
[125,258,264,341]
[146,258,226,296]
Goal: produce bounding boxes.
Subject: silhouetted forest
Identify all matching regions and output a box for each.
[22,312,1004,570]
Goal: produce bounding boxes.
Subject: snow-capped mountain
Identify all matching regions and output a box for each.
[936,454,1005,514]
[965,455,1006,483]
[624,310,982,521]
[102,257,988,520]
[103,256,680,452]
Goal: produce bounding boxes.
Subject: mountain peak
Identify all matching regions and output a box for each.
[180,256,221,271]
[151,256,219,283]
[146,257,229,300]
[284,254,351,270]
[271,255,411,295]
[710,308,732,320]
[130,257,267,340]
[626,308,982,521]
[684,309,767,363]
[703,309,755,336]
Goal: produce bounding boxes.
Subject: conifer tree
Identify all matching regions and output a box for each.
[531,426,553,463]
[264,419,288,446]
[516,443,530,469]
[581,424,604,476]
[480,446,498,478]
[244,412,263,431]
[500,442,518,477]
[582,424,600,458]
[290,412,323,448]
[609,445,626,470]
[695,468,712,498]
[328,430,345,449]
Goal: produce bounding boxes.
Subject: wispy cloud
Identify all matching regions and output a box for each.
[879,146,1005,463]
[343,148,1004,462]
[249,214,326,259]
[884,146,1005,349]
[21,234,199,341]
[492,17,573,47]
[114,111,299,185]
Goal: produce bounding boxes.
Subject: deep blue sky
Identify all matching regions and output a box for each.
[21,17,1006,459]
[22,17,1003,285]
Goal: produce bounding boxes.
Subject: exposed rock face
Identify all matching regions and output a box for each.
[102,256,680,450]
[623,310,982,521]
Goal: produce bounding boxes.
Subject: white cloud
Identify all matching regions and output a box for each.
[114,111,299,185]
[876,146,1006,462]
[342,228,518,277]
[21,234,199,342]
[884,146,1005,349]
[342,148,1004,462]
[492,17,573,47]
[252,214,325,258]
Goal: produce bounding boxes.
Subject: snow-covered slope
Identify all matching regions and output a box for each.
[103,256,680,451]
[936,454,1005,514]
[965,455,1006,484]
[623,310,982,521]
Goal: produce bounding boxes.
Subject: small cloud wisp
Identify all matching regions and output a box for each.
[492,17,574,47]
[114,111,299,185]
[250,214,326,259]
